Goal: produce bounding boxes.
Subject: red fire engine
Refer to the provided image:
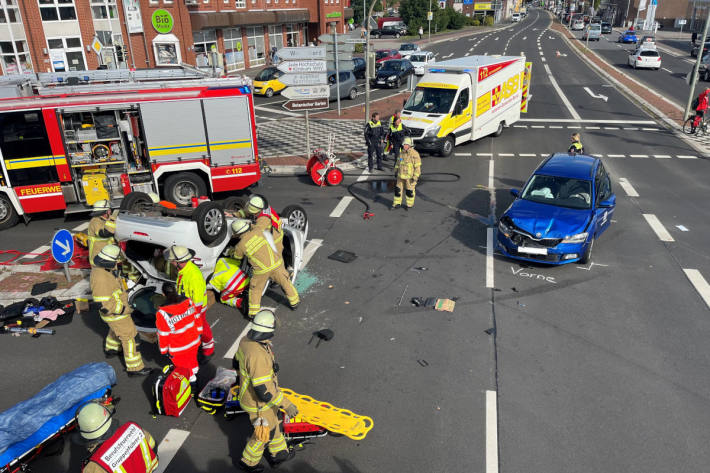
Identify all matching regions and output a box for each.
[0,70,260,230]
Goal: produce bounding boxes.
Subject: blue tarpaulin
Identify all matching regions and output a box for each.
[0,362,116,467]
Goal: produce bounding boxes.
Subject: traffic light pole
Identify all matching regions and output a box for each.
[364,0,378,123]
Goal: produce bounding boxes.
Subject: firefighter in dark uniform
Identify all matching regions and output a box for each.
[364,112,385,172]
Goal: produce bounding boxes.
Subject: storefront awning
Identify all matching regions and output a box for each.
[190,9,310,30]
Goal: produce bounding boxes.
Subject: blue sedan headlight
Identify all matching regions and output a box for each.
[562,232,588,243]
[498,219,512,238]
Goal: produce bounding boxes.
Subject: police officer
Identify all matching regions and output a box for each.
[568,133,584,154]
[230,219,299,317]
[387,117,407,161]
[234,309,298,472]
[392,137,421,211]
[165,246,215,361]
[76,402,158,473]
[90,245,150,376]
[364,112,385,172]
[87,200,115,267]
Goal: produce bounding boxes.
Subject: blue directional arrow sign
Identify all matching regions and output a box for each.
[51,229,74,265]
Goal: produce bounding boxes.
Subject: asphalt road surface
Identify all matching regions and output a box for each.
[2,9,710,473]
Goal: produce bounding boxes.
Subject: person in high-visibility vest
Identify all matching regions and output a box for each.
[209,256,250,309]
[234,309,298,472]
[87,200,115,267]
[156,283,203,385]
[90,245,150,376]
[165,246,215,360]
[568,133,584,154]
[364,112,385,172]
[392,137,421,211]
[76,402,158,473]
[244,195,284,257]
[230,219,299,317]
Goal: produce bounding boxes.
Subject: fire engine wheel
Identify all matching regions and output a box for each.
[164,172,207,207]
[309,160,327,186]
[281,205,308,233]
[325,167,344,186]
[0,194,19,230]
[192,201,227,245]
[120,191,152,212]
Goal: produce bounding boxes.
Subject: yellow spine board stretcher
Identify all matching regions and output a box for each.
[281,388,374,440]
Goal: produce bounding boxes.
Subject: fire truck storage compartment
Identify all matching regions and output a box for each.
[140,96,255,165]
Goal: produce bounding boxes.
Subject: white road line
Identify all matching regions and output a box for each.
[19,245,49,260]
[591,154,603,157]
[72,222,89,232]
[586,126,601,129]
[607,154,625,158]
[469,47,474,52]
[497,153,514,156]
[224,323,252,359]
[641,127,660,131]
[477,152,493,156]
[253,105,301,117]
[513,125,528,128]
[465,52,471,56]
[540,65,578,121]
[518,153,537,156]
[531,125,545,128]
[329,196,354,217]
[518,119,656,124]
[548,125,563,128]
[541,57,546,62]
[677,155,698,159]
[486,390,499,473]
[683,269,710,309]
[154,429,190,473]
[618,178,639,197]
[356,169,371,181]
[643,214,675,242]
[629,154,649,158]
[661,67,673,73]
[486,160,495,289]
[455,152,470,156]
[300,238,323,269]
[603,127,620,130]
[676,225,689,232]
[654,154,672,159]
[623,127,638,130]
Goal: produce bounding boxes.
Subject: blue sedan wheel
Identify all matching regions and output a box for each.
[578,238,594,264]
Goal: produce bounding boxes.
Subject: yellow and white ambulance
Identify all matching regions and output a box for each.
[402,55,531,156]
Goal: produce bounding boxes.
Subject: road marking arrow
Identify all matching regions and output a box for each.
[583,87,608,102]
[56,239,71,256]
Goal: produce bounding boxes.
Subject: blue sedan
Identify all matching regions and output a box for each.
[617,30,638,43]
[497,154,616,265]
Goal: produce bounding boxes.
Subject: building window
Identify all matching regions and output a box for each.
[39,0,77,21]
[153,34,181,66]
[246,26,265,67]
[47,36,85,71]
[224,27,244,72]
[90,0,117,19]
[285,23,298,47]
[268,25,283,54]
[193,30,217,68]
[0,40,32,73]
[235,0,245,6]
[0,0,21,23]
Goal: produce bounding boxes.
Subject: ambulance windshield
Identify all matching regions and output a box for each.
[404,87,456,114]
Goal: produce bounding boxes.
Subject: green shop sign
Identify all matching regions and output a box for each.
[325,11,342,18]
[151,9,174,34]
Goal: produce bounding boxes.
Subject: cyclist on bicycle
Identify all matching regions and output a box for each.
[691,88,709,133]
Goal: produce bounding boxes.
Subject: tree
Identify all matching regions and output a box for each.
[399,0,439,31]
[351,0,383,25]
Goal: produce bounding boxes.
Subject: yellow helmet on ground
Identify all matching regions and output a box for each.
[165,245,193,263]
[231,218,251,236]
[77,402,113,440]
[246,195,267,215]
[97,244,121,263]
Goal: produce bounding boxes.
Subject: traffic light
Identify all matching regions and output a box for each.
[115,45,124,63]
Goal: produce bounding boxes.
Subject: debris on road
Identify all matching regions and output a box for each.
[310,329,334,348]
[31,281,57,296]
[328,250,357,263]
[434,299,455,312]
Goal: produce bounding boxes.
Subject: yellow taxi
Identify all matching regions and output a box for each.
[253,66,286,97]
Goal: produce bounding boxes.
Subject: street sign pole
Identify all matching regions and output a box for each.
[365,0,377,124]
[684,12,710,124]
[306,110,310,162]
[333,24,342,116]
[51,229,75,283]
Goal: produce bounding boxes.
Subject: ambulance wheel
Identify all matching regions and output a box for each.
[493,121,504,137]
[0,194,19,230]
[192,201,227,245]
[325,167,344,186]
[265,88,274,98]
[281,205,308,233]
[164,172,207,206]
[120,191,152,212]
[439,135,455,157]
[221,196,246,214]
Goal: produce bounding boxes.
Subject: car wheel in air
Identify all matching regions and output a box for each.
[281,205,308,234]
[578,238,594,264]
[192,201,227,245]
[164,172,208,207]
[120,191,153,212]
[220,196,246,214]
[0,193,19,230]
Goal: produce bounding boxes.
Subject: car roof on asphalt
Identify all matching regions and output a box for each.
[537,154,597,180]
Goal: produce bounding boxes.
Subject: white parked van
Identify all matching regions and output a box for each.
[402,56,530,156]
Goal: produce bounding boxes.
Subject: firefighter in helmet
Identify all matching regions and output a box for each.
[243,194,285,258]
[87,200,115,267]
[392,137,421,211]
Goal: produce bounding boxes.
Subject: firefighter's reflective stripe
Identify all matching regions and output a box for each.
[87,422,158,473]
[235,349,283,413]
[244,235,280,275]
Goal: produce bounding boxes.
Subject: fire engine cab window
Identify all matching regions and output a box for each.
[0,111,58,186]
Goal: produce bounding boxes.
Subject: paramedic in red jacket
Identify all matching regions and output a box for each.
[156,283,203,385]
[692,88,709,131]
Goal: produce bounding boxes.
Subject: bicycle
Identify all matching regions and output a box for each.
[683,115,708,136]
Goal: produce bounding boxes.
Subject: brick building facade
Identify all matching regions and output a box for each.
[0,0,352,74]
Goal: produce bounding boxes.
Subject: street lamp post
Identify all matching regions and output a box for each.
[428,0,432,43]
[684,10,710,124]
[364,0,379,123]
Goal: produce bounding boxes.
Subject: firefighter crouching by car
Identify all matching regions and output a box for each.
[392,137,421,211]
[75,401,158,473]
[209,256,250,309]
[234,309,298,472]
[230,219,299,317]
[90,245,151,376]
[165,245,215,361]
[244,195,285,258]
[87,200,116,267]
[156,283,203,388]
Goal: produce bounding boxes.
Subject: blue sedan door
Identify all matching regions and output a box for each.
[593,164,615,235]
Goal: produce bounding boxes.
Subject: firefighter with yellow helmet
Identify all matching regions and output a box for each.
[87,200,116,267]
[230,219,299,317]
[90,245,150,376]
[392,137,421,210]
[240,195,285,257]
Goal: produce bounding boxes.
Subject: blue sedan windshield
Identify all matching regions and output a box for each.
[521,175,592,209]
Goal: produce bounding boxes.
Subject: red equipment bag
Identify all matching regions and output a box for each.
[151,365,192,417]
